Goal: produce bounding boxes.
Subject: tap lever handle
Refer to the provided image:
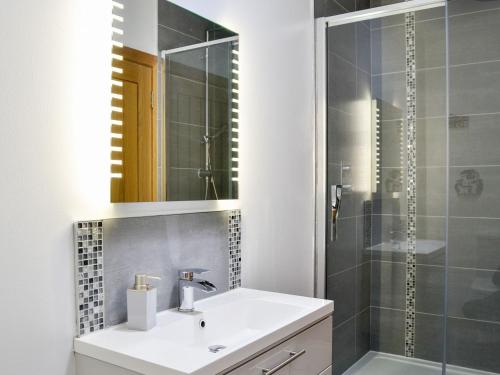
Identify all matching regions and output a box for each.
[179,268,210,280]
[179,268,209,274]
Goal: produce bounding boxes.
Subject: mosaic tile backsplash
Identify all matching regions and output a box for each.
[74,210,241,336]
[229,210,242,290]
[74,221,105,336]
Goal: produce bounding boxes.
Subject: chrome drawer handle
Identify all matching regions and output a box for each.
[261,349,306,374]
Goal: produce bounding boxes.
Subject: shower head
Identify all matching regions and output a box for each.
[200,126,228,144]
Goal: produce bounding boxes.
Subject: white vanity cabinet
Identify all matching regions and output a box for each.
[75,316,333,375]
[224,316,332,375]
[74,289,334,375]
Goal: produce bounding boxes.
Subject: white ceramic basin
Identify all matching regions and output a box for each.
[74,288,333,375]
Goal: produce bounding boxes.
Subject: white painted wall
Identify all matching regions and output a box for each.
[0,0,315,374]
[0,1,112,374]
[122,0,157,55]
[170,0,317,297]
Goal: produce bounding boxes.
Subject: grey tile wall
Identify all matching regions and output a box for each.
[104,211,229,326]
[371,261,406,310]
[448,217,500,270]
[447,317,500,373]
[415,313,444,362]
[328,268,356,327]
[327,218,357,275]
[355,309,371,360]
[356,263,371,313]
[448,0,500,17]
[74,210,242,334]
[332,317,356,374]
[415,265,445,316]
[370,307,405,356]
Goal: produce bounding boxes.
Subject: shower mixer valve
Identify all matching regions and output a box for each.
[198,169,212,178]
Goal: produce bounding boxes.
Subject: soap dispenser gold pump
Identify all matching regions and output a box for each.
[127,274,161,331]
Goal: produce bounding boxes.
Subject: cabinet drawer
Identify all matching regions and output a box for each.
[226,316,332,375]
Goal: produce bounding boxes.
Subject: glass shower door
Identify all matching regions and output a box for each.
[324,4,448,374]
[162,40,238,201]
[446,0,500,373]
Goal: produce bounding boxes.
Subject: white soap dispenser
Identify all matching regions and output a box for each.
[127,274,161,331]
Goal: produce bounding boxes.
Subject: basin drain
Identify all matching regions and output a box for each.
[208,345,226,353]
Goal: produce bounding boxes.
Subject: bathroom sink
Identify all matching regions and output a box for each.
[74,288,333,375]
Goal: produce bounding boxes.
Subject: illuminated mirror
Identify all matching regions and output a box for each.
[111,0,239,203]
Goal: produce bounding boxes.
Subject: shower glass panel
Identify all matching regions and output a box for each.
[163,41,237,201]
[325,4,448,375]
[446,0,500,373]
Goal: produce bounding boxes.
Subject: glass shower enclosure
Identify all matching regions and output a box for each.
[316,0,500,374]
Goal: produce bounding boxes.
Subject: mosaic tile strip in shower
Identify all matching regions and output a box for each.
[74,221,105,337]
[229,209,242,289]
[404,11,417,358]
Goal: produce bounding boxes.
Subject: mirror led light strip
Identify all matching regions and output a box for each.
[231,43,239,183]
[111,1,124,180]
[371,101,381,192]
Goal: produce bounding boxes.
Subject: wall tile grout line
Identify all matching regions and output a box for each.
[333,306,371,331]
[158,23,205,42]
[449,215,500,220]
[327,261,373,278]
[328,50,371,76]
[370,305,500,327]
[372,58,500,79]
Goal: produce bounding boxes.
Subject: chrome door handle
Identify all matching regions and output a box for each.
[331,184,343,242]
[261,349,306,374]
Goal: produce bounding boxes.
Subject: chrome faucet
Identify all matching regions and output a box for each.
[178,268,217,312]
